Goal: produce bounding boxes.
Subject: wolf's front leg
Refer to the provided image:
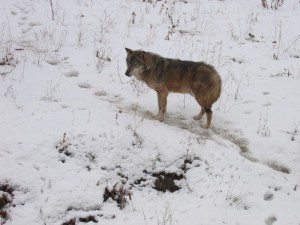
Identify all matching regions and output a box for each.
[154,90,169,121]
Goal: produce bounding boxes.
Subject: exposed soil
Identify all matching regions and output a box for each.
[134,157,199,193]
[0,184,14,196]
[0,183,14,224]
[103,184,132,209]
[152,172,183,193]
[62,218,76,225]
[79,215,98,223]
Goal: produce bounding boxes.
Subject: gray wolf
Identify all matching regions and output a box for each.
[125,48,222,128]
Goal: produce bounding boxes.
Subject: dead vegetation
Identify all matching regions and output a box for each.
[0,51,17,77]
[0,53,15,67]
[261,0,284,9]
[270,68,294,78]
[56,133,73,159]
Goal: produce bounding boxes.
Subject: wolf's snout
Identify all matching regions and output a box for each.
[125,69,131,77]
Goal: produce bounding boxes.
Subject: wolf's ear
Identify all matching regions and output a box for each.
[125,48,133,55]
[139,51,148,63]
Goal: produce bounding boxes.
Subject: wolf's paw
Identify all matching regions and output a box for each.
[193,112,205,120]
[201,124,210,129]
[153,114,164,122]
[193,115,202,120]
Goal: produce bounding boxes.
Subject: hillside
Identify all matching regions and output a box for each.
[1,0,300,225]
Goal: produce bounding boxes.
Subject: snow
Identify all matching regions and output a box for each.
[0,0,300,225]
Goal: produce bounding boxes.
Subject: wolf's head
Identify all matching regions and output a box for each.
[125,48,152,79]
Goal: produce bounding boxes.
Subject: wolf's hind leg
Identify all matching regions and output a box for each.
[202,108,212,129]
[193,107,205,120]
[154,90,168,121]
[194,97,206,120]
[194,97,213,128]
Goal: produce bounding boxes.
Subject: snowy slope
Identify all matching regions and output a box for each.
[0,0,300,225]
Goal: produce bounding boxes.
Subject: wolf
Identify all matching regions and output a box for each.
[125,48,222,128]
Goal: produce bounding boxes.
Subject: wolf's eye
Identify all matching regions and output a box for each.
[131,62,138,66]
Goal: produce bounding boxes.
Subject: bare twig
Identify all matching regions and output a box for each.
[284,34,300,53]
[50,0,54,20]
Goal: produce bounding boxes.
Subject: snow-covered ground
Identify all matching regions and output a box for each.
[1,0,300,224]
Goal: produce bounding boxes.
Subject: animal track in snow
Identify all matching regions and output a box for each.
[19,9,29,15]
[265,215,277,225]
[262,102,271,107]
[18,39,34,48]
[266,161,290,174]
[94,90,107,96]
[78,82,92,89]
[262,91,270,95]
[114,100,292,175]
[264,191,274,201]
[64,70,79,78]
[21,28,30,34]
[45,56,60,66]
[28,21,41,27]
[18,21,25,26]
[243,110,252,114]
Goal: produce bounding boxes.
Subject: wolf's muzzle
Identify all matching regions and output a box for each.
[125,69,131,77]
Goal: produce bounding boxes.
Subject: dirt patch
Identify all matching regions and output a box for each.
[62,216,98,224]
[62,218,76,225]
[134,157,199,193]
[0,184,14,196]
[0,194,10,210]
[0,183,14,224]
[152,172,183,193]
[103,184,132,209]
[103,157,200,211]
[79,215,98,223]
[62,215,111,225]
[0,194,11,221]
